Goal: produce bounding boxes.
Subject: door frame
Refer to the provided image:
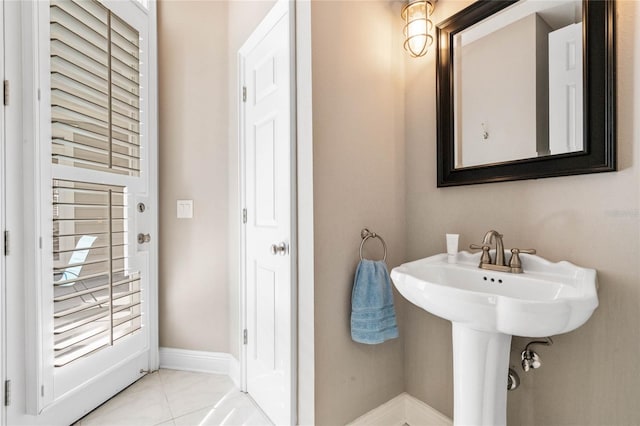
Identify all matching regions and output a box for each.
[0,0,6,422]
[237,0,297,422]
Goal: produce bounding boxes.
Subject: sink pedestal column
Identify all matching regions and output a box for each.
[452,323,512,426]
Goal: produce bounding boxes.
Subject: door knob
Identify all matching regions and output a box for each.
[270,242,288,256]
[137,233,151,244]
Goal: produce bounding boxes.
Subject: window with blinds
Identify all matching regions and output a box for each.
[52,180,141,367]
[50,0,144,368]
[50,0,141,176]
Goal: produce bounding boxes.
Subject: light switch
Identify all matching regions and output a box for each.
[177,200,193,219]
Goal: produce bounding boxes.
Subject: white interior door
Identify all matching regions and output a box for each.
[549,22,583,155]
[240,1,295,424]
[5,1,158,424]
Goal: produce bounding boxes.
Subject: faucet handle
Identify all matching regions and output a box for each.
[470,244,492,265]
[517,248,536,255]
[470,243,487,250]
[508,248,536,272]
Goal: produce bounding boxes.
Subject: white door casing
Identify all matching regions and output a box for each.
[5,0,29,423]
[0,0,6,422]
[5,1,158,424]
[239,1,296,424]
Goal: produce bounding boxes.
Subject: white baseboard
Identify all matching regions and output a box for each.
[347,392,452,426]
[228,355,241,388]
[404,393,452,426]
[347,393,406,426]
[159,347,232,375]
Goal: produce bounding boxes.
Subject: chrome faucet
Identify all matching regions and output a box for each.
[470,230,536,274]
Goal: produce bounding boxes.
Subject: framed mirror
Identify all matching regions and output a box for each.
[436,0,615,187]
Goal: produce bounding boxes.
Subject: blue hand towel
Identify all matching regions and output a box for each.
[351,259,399,344]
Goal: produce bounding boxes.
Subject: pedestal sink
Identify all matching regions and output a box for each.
[390,251,598,426]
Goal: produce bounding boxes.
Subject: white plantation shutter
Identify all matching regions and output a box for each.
[50,0,141,176]
[52,180,141,367]
[50,0,143,367]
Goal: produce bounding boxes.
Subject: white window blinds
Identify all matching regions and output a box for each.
[50,0,144,367]
[52,180,141,367]
[50,0,141,176]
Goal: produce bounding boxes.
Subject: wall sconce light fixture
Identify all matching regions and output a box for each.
[402,0,435,57]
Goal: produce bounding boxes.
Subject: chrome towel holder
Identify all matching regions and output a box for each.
[360,228,387,262]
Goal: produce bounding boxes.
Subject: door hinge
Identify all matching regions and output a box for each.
[242,208,247,224]
[4,230,8,256]
[242,86,247,103]
[3,80,8,106]
[243,329,248,345]
[4,380,11,406]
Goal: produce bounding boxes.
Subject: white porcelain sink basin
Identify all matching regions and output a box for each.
[390,251,598,426]
[390,251,598,337]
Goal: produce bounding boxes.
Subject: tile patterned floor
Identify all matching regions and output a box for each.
[75,369,273,426]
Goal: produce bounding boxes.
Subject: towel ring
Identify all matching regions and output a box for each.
[359,228,387,262]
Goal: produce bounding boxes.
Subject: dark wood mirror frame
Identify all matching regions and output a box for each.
[436,0,616,187]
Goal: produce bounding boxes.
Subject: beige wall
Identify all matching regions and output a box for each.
[310,1,407,424]
[158,0,274,356]
[404,1,640,424]
[158,1,230,352]
[157,1,640,423]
